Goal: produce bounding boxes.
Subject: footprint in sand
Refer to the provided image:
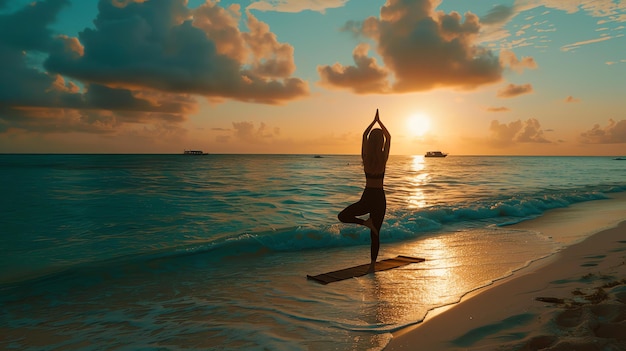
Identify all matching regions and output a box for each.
[580,254,605,267]
[555,307,584,328]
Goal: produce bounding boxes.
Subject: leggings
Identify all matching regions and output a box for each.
[338,187,386,261]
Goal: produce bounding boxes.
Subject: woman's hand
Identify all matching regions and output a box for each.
[374,109,380,122]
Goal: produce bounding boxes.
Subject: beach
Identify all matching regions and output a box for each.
[2,155,625,350]
[385,193,626,351]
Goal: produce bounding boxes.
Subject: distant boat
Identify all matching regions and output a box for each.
[183,150,208,155]
[613,157,626,160]
[424,151,447,158]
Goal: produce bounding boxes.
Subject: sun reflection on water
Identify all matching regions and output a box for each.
[407,156,429,209]
[354,235,463,328]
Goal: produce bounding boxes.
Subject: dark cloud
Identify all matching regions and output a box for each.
[489,118,551,146]
[579,119,626,144]
[2,0,308,136]
[497,83,533,98]
[0,0,69,51]
[318,0,505,93]
[44,0,308,104]
[0,82,195,134]
[0,0,78,112]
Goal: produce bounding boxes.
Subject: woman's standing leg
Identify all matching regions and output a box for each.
[366,189,386,272]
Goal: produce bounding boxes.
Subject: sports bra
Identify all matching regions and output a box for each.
[365,172,385,179]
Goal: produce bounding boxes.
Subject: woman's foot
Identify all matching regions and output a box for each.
[367,261,376,274]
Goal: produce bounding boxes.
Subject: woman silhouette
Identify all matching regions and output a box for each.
[338,109,391,273]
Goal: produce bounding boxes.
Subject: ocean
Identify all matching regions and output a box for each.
[1,154,625,350]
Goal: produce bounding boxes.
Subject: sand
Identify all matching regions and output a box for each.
[385,194,626,351]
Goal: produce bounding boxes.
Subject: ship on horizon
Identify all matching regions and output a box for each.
[183,150,208,155]
[424,151,447,158]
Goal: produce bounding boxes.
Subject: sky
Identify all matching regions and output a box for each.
[0,0,624,155]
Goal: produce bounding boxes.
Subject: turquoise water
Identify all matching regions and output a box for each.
[1,154,625,350]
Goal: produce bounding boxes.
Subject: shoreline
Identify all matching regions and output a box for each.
[385,193,626,350]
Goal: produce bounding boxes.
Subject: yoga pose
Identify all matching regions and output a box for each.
[338,109,391,273]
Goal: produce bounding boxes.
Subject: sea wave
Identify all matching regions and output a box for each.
[2,186,620,290]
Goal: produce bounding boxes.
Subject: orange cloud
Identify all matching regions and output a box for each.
[486,106,511,112]
[489,118,551,146]
[232,121,280,144]
[579,119,626,144]
[497,83,533,98]
[317,43,390,94]
[317,0,504,93]
[564,95,581,103]
[499,49,538,73]
[247,0,348,13]
[560,36,613,52]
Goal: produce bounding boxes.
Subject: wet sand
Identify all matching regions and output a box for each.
[385,193,626,350]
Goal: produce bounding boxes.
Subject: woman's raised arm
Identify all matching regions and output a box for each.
[376,110,391,157]
[362,113,377,158]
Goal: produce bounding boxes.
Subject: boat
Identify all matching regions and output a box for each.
[424,151,447,158]
[183,150,208,155]
[613,157,626,160]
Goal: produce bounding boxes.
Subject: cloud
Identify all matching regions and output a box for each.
[45,0,308,105]
[481,0,625,52]
[231,121,279,143]
[579,119,626,144]
[499,49,538,73]
[560,36,612,51]
[0,82,197,134]
[0,0,69,51]
[497,83,533,98]
[247,0,348,13]
[0,1,196,136]
[486,106,510,112]
[317,0,505,94]
[515,0,626,19]
[489,118,551,146]
[564,95,581,103]
[317,43,390,93]
[481,4,516,25]
[1,0,309,136]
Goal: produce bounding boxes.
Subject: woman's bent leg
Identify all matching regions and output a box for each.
[338,199,368,225]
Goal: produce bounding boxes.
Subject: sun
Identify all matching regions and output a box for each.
[406,113,431,137]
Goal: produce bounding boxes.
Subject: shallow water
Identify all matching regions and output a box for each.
[1,154,625,350]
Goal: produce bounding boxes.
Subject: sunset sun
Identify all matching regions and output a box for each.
[407,113,431,137]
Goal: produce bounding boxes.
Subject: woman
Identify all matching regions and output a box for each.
[338,109,391,273]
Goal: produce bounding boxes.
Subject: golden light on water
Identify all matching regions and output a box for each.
[366,228,554,326]
[366,235,461,324]
[407,156,429,209]
[410,236,459,305]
